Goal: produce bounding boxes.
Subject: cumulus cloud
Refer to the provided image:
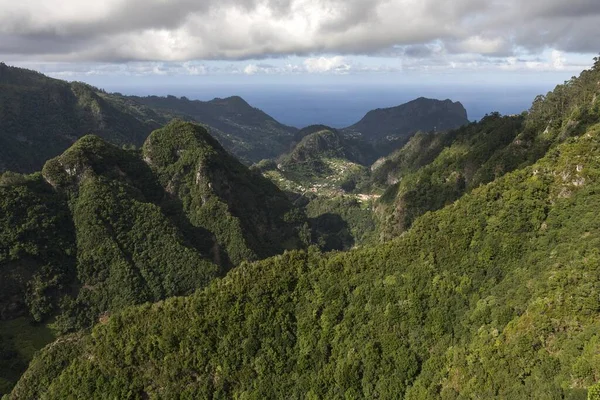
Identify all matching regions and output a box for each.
[0,0,598,63]
[243,64,260,75]
[303,56,350,73]
[551,50,566,70]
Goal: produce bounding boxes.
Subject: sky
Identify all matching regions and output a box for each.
[1,0,598,88]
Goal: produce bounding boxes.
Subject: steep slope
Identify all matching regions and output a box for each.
[13,117,600,399]
[41,135,221,331]
[282,126,376,166]
[127,95,298,163]
[0,63,163,173]
[0,138,220,393]
[344,97,469,144]
[255,100,472,249]
[0,122,306,394]
[0,63,297,173]
[142,120,306,264]
[0,173,75,323]
[368,129,460,189]
[375,113,524,238]
[256,127,371,197]
[375,58,600,240]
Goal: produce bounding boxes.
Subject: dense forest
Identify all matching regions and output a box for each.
[1,58,600,398]
[8,87,600,399]
[0,121,306,393]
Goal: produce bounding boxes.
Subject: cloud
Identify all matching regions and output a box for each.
[0,0,598,64]
[303,56,350,73]
[243,64,259,75]
[551,50,566,70]
[446,36,510,56]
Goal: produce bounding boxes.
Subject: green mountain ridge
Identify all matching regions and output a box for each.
[0,63,473,176]
[7,58,600,400]
[142,120,305,264]
[0,63,162,173]
[282,126,377,166]
[254,100,471,252]
[0,64,295,173]
[373,58,600,240]
[254,127,378,252]
[10,108,600,400]
[4,59,600,399]
[124,94,299,163]
[0,121,305,393]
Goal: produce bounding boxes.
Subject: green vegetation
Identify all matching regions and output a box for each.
[305,195,377,251]
[375,58,600,240]
[0,64,296,172]
[44,136,220,331]
[0,318,55,394]
[590,383,600,400]
[375,113,525,239]
[254,127,378,250]
[124,95,298,163]
[0,121,305,394]
[143,120,305,264]
[11,119,600,399]
[0,63,162,173]
[282,126,378,166]
[5,59,600,399]
[0,172,75,322]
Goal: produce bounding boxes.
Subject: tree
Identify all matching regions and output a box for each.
[589,382,600,400]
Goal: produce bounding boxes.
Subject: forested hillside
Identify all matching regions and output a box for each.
[0,63,161,173]
[255,100,472,251]
[0,64,294,172]
[10,106,600,399]
[0,121,305,393]
[126,95,298,163]
[0,63,473,175]
[142,120,305,264]
[253,126,377,252]
[374,58,600,240]
[7,60,600,399]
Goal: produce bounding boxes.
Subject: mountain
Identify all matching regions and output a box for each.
[1,63,468,176]
[372,113,525,238]
[256,99,470,250]
[142,120,305,264]
[0,63,162,173]
[254,126,372,197]
[0,121,305,393]
[344,97,469,144]
[373,57,600,240]
[10,90,600,398]
[283,125,377,166]
[0,64,296,173]
[10,57,600,400]
[253,99,472,251]
[6,59,600,399]
[124,94,298,163]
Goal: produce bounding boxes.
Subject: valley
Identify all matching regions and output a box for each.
[1,58,600,398]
